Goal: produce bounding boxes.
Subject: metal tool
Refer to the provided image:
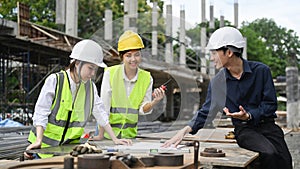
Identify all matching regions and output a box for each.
[153,152,184,166]
[77,154,110,169]
[194,141,199,169]
[162,78,172,85]
[152,79,172,96]
[64,156,74,169]
[200,147,226,157]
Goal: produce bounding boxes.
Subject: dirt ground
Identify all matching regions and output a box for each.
[285,130,300,169]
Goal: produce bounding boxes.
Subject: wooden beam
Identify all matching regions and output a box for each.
[30,23,59,40]
[64,35,71,47]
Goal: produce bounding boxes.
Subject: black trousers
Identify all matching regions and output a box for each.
[234,121,293,169]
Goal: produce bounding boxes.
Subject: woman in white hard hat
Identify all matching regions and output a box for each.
[24,39,131,159]
[92,30,165,140]
[163,27,292,169]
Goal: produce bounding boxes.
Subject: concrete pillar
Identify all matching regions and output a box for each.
[152,1,158,57]
[286,67,299,131]
[200,0,207,74]
[242,37,247,59]
[201,0,206,23]
[104,9,112,41]
[55,0,65,25]
[65,0,78,36]
[220,15,224,27]
[123,0,129,30]
[209,3,214,29]
[179,9,186,67]
[200,27,207,74]
[128,0,138,32]
[165,4,173,64]
[234,0,238,27]
[298,76,300,130]
[209,2,215,76]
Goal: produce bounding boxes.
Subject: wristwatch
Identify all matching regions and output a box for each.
[247,112,252,121]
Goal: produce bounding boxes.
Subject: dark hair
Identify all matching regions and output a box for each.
[217,46,229,53]
[66,60,77,72]
[119,49,141,60]
[217,46,243,58]
[119,50,129,60]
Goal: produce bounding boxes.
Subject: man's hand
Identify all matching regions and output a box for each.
[223,105,250,121]
[161,126,192,148]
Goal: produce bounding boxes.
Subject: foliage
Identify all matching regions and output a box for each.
[78,0,164,38]
[185,17,300,78]
[186,19,232,47]
[0,0,57,28]
[2,1,299,78]
[240,18,300,77]
[0,0,165,38]
[239,27,273,65]
[78,0,124,38]
[184,19,234,70]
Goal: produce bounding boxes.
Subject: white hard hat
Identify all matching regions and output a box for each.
[206,27,245,51]
[70,39,107,67]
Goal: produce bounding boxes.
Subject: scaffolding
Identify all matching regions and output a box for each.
[0,3,210,124]
[0,3,81,124]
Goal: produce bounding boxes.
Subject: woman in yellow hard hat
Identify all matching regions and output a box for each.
[92,30,165,139]
[24,39,131,159]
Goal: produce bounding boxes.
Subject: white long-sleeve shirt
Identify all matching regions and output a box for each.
[32,69,109,130]
[100,64,153,116]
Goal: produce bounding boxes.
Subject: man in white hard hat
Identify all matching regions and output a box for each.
[163,27,292,169]
[24,39,131,159]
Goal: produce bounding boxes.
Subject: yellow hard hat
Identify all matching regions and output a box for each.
[117,30,144,52]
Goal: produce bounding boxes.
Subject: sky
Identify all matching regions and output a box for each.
[163,0,300,37]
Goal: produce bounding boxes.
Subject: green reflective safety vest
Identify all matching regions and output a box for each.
[104,65,151,139]
[28,71,93,158]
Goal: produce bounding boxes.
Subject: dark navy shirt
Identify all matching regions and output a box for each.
[188,59,277,134]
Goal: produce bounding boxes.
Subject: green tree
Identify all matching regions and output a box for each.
[78,0,123,38]
[186,19,232,47]
[240,18,300,77]
[0,0,165,38]
[239,27,273,65]
[0,0,57,28]
[184,19,234,70]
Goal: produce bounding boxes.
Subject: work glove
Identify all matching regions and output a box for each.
[70,142,102,157]
[225,131,235,139]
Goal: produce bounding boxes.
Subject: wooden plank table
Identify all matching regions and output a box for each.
[198,142,258,168]
[138,127,292,143]
[103,140,258,168]
[138,127,237,143]
[2,136,258,169]
[0,141,258,169]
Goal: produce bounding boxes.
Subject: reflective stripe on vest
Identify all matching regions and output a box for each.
[111,107,139,114]
[104,65,150,138]
[28,71,93,158]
